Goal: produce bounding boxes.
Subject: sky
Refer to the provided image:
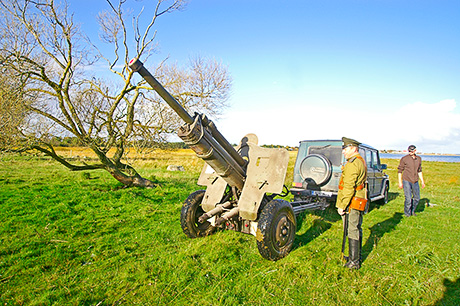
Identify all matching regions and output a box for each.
[70,0,460,154]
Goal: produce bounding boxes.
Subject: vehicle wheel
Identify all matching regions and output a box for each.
[181,190,216,238]
[299,154,332,186]
[256,199,296,261]
[379,183,389,205]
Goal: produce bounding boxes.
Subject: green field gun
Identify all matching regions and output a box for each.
[129,58,295,260]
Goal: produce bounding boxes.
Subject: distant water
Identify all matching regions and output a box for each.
[380,153,460,163]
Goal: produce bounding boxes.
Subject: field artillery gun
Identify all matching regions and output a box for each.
[129,58,303,260]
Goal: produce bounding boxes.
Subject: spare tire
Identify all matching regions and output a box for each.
[299,154,332,186]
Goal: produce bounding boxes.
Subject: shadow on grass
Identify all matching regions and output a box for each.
[293,191,402,251]
[293,206,340,249]
[362,212,404,262]
[292,190,402,250]
[433,278,460,306]
[415,198,430,214]
[388,191,399,202]
[293,218,332,248]
[366,191,399,213]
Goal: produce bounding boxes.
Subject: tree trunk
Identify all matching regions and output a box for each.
[110,171,156,188]
[32,144,157,188]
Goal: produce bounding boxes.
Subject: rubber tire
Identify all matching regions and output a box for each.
[379,183,389,205]
[180,190,216,238]
[256,199,296,261]
[299,154,332,186]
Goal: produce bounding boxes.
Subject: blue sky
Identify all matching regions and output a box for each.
[71,0,460,154]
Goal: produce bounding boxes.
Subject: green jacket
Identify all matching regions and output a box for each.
[336,153,367,210]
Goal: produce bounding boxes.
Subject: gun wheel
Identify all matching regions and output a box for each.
[181,190,216,238]
[256,199,296,261]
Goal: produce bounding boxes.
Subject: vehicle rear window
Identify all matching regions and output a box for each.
[308,146,342,167]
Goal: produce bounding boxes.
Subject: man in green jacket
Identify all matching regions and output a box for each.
[336,137,367,269]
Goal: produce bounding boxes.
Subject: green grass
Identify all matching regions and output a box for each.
[0,153,459,305]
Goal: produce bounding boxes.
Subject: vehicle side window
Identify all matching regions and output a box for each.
[366,150,372,169]
[359,148,366,163]
[372,151,379,169]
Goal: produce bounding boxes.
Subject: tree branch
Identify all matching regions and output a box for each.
[32,144,106,171]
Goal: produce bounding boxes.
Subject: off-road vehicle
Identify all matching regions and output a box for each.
[290,139,390,211]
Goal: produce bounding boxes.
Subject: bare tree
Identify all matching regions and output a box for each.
[0,0,231,187]
[0,70,31,149]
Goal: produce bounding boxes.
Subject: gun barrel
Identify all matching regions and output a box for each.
[129,58,247,189]
[129,58,193,124]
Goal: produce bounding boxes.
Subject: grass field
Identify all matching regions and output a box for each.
[0,150,459,305]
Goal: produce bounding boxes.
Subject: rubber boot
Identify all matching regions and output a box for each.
[344,238,361,270]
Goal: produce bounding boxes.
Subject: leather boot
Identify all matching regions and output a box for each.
[344,238,361,269]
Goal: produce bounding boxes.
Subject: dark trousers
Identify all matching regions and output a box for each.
[342,208,363,268]
[403,180,420,216]
[344,208,363,241]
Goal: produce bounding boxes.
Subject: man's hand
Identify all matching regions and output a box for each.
[337,208,346,216]
[398,182,403,189]
[421,182,426,188]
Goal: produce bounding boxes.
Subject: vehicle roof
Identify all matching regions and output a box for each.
[298,139,378,151]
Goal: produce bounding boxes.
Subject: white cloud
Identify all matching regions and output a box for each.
[216,99,460,154]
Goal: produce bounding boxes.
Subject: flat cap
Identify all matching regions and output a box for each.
[342,137,361,148]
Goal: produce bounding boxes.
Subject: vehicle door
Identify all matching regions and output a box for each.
[372,150,385,195]
[364,149,376,196]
